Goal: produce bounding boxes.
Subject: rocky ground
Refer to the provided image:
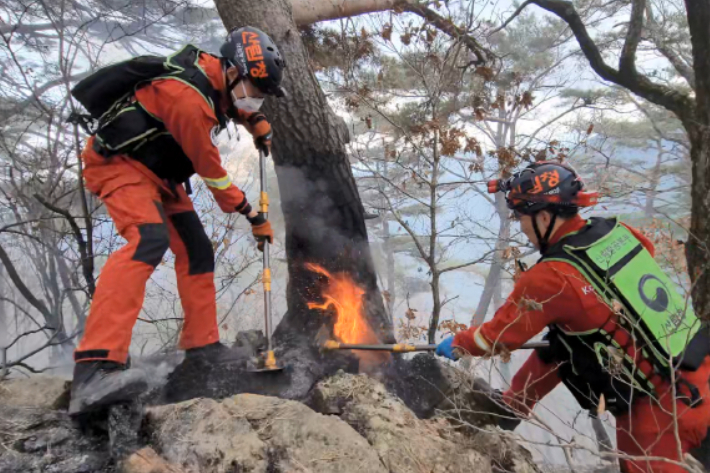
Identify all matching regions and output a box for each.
[0,369,541,473]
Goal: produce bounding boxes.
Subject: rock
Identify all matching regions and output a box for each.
[0,404,111,472]
[434,365,512,428]
[120,447,186,473]
[384,353,452,418]
[466,426,542,473]
[145,393,387,473]
[310,372,541,473]
[0,368,540,473]
[0,376,70,409]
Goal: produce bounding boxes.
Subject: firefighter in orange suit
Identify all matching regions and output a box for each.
[69,27,286,415]
[437,162,710,472]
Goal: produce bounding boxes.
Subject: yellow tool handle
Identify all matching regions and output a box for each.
[264,350,278,369]
[263,268,272,292]
[260,191,269,214]
[392,344,417,352]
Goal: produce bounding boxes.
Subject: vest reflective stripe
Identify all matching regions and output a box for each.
[203,175,232,190]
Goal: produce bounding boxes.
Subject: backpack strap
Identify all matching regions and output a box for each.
[167,45,228,130]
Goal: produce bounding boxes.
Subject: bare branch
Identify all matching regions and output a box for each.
[34,194,95,295]
[1,330,78,376]
[439,251,493,274]
[396,0,491,64]
[488,0,532,36]
[644,4,695,88]
[527,0,695,121]
[619,0,646,76]
[5,326,51,351]
[0,242,57,326]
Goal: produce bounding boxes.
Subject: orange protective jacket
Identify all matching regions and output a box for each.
[128,52,269,214]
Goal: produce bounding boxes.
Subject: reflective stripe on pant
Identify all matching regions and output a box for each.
[75,144,218,363]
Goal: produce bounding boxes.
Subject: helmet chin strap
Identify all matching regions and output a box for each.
[532,211,558,255]
[223,60,242,120]
[222,59,241,93]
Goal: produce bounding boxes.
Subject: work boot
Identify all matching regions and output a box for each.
[165,342,252,403]
[69,360,148,416]
[175,342,252,376]
[472,378,523,431]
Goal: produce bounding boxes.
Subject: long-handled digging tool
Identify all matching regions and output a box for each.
[321,340,549,353]
[250,149,284,373]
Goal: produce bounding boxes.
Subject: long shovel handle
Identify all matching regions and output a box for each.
[259,149,274,357]
[322,340,549,352]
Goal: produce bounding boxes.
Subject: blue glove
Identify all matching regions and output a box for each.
[436,336,458,360]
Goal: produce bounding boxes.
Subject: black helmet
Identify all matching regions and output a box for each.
[488,161,598,216]
[488,162,599,253]
[220,26,286,98]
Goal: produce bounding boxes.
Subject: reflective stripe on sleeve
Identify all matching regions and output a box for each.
[203,175,232,190]
[473,327,493,353]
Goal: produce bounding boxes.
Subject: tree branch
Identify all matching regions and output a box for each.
[1,330,77,377]
[396,0,491,64]
[5,326,51,351]
[528,0,695,122]
[439,251,492,273]
[488,0,532,36]
[0,242,56,326]
[34,194,95,296]
[644,3,695,88]
[619,0,645,76]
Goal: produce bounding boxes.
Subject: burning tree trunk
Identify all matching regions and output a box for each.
[167,0,501,411]
[213,0,393,346]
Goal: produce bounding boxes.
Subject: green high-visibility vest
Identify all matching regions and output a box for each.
[537,217,704,415]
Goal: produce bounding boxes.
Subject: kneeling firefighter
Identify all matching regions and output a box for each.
[436,162,710,473]
[68,27,285,415]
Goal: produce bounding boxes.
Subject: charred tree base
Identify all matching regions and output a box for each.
[159,331,360,404]
[157,330,461,425]
[149,326,451,422]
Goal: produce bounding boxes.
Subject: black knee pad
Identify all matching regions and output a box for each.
[133,222,170,267]
[132,201,170,267]
[169,211,215,275]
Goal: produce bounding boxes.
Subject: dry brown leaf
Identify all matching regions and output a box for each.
[474,66,495,81]
[597,393,606,415]
[382,24,392,41]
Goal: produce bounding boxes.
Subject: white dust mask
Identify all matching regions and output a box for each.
[231,81,264,113]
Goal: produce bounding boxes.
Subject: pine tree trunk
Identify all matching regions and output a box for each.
[212,1,392,344]
[684,0,710,322]
[684,124,710,323]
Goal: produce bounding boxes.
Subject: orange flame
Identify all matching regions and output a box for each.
[306,263,388,368]
[305,263,379,345]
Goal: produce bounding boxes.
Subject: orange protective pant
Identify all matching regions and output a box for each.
[75,139,219,364]
[505,354,710,473]
[615,357,710,473]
